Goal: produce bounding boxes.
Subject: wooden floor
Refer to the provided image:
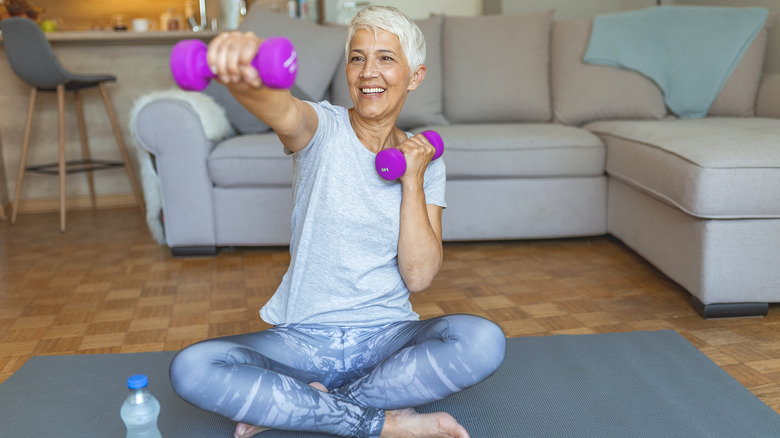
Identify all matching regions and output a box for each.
[1,208,779,414]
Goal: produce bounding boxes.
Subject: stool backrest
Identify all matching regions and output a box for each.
[2,17,71,90]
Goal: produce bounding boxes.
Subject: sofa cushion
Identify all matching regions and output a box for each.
[202,7,346,135]
[554,14,773,125]
[212,6,344,134]
[587,118,780,219]
[442,10,554,123]
[330,15,448,130]
[427,124,604,178]
[241,7,345,102]
[707,12,774,117]
[203,82,270,134]
[757,73,780,118]
[398,15,447,129]
[207,134,292,187]
[552,19,666,126]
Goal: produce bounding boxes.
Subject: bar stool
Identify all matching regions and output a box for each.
[0,129,9,220]
[1,17,145,232]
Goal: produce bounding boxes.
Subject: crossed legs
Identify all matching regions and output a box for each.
[170,314,506,437]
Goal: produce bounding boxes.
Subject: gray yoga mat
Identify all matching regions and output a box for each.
[1,330,779,437]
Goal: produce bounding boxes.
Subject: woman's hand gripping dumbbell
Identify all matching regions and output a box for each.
[375,130,444,181]
[170,34,297,91]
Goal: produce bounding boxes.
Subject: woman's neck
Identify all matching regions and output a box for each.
[349,109,405,154]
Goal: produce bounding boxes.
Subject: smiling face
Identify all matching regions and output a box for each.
[346,28,425,125]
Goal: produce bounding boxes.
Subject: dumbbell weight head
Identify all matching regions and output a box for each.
[170,36,297,92]
[375,130,444,181]
[170,39,212,91]
[254,36,297,89]
[422,130,444,161]
[375,148,407,181]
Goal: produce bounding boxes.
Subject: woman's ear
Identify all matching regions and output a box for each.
[407,64,427,92]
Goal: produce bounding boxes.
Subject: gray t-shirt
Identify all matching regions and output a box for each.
[260,101,447,326]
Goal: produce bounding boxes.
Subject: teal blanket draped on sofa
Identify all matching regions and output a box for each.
[584,6,768,118]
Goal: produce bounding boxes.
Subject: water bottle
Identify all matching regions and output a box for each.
[120,374,162,438]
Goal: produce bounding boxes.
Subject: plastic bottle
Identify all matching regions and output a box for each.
[120,374,162,438]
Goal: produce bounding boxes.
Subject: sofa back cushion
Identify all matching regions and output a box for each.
[442,10,554,123]
[708,13,774,117]
[756,73,780,118]
[203,82,270,134]
[330,15,448,130]
[206,5,346,134]
[552,19,667,126]
[553,14,774,125]
[241,7,345,102]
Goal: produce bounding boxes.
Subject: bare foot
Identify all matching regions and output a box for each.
[381,408,469,438]
[233,382,329,438]
[309,381,328,392]
[233,423,270,438]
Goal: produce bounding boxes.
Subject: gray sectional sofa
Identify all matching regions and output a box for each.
[132,6,780,317]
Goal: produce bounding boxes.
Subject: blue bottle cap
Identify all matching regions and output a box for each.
[127,374,149,389]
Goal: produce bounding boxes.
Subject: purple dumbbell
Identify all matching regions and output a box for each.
[375,130,444,181]
[170,36,297,91]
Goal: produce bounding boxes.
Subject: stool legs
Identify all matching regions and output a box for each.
[58,84,67,232]
[98,82,145,217]
[12,83,145,231]
[11,88,36,225]
[73,90,97,210]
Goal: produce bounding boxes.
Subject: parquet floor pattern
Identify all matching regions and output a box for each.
[2,208,780,414]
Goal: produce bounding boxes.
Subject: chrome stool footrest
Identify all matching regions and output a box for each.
[26,159,125,175]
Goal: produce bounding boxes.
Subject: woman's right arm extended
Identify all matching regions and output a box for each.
[207,31,318,153]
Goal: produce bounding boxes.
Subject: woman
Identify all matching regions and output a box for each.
[169,6,506,438]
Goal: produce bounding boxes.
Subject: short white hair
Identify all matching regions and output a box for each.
[345,5,426,75]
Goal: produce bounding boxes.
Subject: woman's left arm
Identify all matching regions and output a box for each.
[397,135,444,292]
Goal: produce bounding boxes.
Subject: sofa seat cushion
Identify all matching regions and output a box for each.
[587,118,780,219]
[208,134,292,188]
[429,124,605,178]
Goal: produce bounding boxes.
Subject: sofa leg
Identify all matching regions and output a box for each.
[170,246,218,257]
[691,296,768,318]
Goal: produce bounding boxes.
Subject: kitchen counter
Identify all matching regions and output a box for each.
[0,29,220,44]
[0,29,220,214]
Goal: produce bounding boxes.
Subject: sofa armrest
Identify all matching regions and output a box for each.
[131,94,234,249]
[756,73,780,118]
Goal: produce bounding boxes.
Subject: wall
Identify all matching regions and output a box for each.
[382,0,482,18]
[485,0,660,19]
[323,0,482,23]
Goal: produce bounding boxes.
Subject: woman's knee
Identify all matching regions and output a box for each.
[170,344,205,400]
[169,339,235,400]
[444,314,507,372]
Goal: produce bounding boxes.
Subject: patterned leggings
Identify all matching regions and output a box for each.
[169,314,506,437]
